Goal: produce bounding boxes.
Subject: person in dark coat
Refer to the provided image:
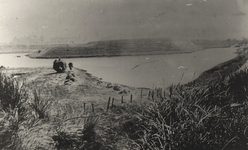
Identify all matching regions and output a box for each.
[68,62,73,70]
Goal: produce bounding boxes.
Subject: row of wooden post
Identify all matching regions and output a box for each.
[81,94,134,113]
[83,88,167,113]
[148,88,166,100]
[83,102,95,113]
[106,94,133,112]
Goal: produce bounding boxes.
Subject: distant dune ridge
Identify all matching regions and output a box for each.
[24,38,240,58]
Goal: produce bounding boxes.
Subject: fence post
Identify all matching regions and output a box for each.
[91,103,94,113]
[130,94,133,103]
[155,87,157,98]
[161,89,163,99]
[83,103,86,113]
[107,97,111,112]
[112,97,115,107]
[152,90,154,100]
[121,95,124,103]
[159,88,160,98]
[157,88,159,97]
[141,89,143,101]
[148,91,151,99]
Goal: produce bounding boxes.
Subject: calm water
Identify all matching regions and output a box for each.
[0,47,237,88]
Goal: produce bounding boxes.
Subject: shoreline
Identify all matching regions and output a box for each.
[26,46,232,59]
[26,50,199,59]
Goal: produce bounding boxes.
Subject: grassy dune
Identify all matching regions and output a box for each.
[187,46,248,86]
[27,38,239,58]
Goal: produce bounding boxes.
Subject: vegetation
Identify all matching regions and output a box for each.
[52,104,100,149]
[28,88,53,119]
[189,54,248,86]
[0,72,29,149]
[126,69,248,149]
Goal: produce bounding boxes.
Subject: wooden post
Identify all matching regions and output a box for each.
[130,94,133,103]
[83,103,86,113]
[157,88,159,97]
[141,89,143,100]
[158,88,161,98]
[152,90,154,100]
[107,97,111,112]
[91,103,94,113]
[112,97,115,107]
[155,88,157,98]
[161,89,163,99]
[121,95,124,103]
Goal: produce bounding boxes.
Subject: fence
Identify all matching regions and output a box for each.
[81,87,168,113]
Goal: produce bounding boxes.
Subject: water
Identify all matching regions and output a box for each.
[0,47,237,88]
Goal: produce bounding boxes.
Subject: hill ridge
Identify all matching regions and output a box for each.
[27,38,238,58]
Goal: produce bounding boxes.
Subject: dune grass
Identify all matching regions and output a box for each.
[116,68,248,150]
[0,72,102,149]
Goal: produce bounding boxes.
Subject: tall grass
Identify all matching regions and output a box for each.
[0,72,29,149]
[52,103,99,149]
[28,88,53,119]
[0,72,54,149]
[124,69,248,150]
[0,72,28,114]
[227,69,248,104]
[0,71,101,149]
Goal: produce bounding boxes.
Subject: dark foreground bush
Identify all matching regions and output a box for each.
[0,72,28,114]
[52,104,100,150]
[0,72,29,149]
[126,69,248,150]
[0,73,54,149]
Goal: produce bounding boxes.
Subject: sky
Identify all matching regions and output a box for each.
[0,0,248,43]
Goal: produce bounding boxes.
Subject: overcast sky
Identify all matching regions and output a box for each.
[0,0,248,43]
